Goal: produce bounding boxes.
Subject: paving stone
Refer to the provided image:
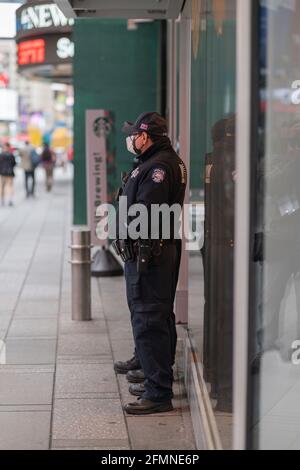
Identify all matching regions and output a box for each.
[21,285,60,301]
[0,262,28,274]
[56,355,112,365]
[57,334,111,357]
[55,363,118,398]
[0,313,12,331]
[0,273,24,286]
[8,318,57,338]
[0,412,51,450]
[52,399,128,441]
[0,369,53,405]
[127,415,196,450]
[14,300,59,317]
[54,447,130,450]
[4,338,57,365]
[0,365,54,372]
[26,275,60,285]
[59,319,106,335]
[0,404,52,412]
[52,439,129,450]
[0,297,18,311]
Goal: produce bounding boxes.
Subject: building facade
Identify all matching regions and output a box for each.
[52,0,300,450]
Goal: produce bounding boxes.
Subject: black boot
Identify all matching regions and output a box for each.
[114,355,141,374]
[129,382,145,397]
[124,398,173,415]
[126,369,145,383]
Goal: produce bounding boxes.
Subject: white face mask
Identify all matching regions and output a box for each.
[126,134,144,156]
[126,136,137,155]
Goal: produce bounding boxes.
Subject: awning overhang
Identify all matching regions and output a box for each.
[54,0,185,20]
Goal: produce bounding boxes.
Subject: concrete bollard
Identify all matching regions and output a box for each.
[70,228,92,321]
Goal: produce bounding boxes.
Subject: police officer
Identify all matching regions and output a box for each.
[113,112,187,415]
[203,116,235,412]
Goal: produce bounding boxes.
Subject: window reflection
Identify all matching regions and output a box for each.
[188,0,236,449]
[249,0,300,450]
[203,115,235,413]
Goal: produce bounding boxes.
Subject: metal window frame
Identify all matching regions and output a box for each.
[175,14,191,325]
[167,19,178,147]
[233,0,253,451]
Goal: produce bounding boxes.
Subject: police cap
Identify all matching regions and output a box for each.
[122,112,168,137]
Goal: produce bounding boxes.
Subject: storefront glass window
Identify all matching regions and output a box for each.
[249,0,300,450]
[188,0,237,449]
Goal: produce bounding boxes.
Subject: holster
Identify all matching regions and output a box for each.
[111,239,136,262]
[112,239,167,271]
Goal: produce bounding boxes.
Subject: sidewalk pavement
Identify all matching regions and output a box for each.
[0,166,196,450]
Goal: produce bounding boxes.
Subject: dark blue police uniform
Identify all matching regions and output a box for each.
[118,136,187,404]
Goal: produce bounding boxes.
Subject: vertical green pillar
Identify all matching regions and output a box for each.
[73,19,162,225]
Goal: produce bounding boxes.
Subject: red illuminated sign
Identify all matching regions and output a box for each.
[0,72,9,88]
[18,39,45,66]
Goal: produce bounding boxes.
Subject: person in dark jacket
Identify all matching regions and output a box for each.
[112,112,187,415]
[40,143,56,192]
[0,143,16,206]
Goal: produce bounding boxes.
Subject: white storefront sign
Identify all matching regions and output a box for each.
[85,110,110,247]
[56,37,74,59]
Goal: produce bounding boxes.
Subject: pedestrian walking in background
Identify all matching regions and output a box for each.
[20,140,39,198]
[41,143,56,192]
[0,143,16,207]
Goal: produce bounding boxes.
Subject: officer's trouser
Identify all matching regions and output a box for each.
[131,242,180,368]
[125,245,177,402]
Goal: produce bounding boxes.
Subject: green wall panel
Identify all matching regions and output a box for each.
[73,19,162,224]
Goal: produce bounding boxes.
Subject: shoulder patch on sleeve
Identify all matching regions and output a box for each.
[151,168,166,183]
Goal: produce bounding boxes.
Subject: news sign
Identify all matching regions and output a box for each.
[18,39,46,66]
[17,34,74,68]
[15,1,74,79]
[16,1,73,39]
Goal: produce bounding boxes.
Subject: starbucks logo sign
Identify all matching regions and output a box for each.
[93,117,111,137]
